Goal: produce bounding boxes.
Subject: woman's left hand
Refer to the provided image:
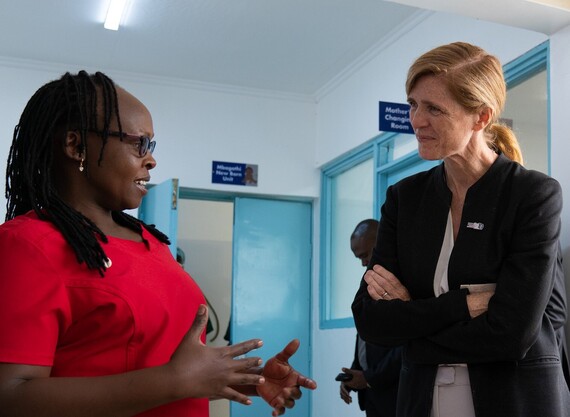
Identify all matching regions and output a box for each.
[364,264,411,301]
[257,339,317,416]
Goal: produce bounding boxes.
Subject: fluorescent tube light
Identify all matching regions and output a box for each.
[104,0,128,31]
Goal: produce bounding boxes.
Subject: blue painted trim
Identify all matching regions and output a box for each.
[376,133,399,165]
[320,317,355,330]
[376,150,421,173]
[319,131,395,329]
[179,187,234,202]
[503,41,547,89]
[320,131,418,328]
[377,150,426,208]
[179,187,312,203]
[373,143,380,218]
[320,143,374,329]
[321,138,375,175]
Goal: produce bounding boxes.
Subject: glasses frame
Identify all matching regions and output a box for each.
[88,129,155,157]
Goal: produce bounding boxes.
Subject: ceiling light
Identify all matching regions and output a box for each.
[104,0,128,31]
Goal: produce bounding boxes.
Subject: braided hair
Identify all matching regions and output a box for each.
[5,71,170,276]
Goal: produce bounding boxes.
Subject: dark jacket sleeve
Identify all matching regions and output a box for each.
[354,159,566,367]
[548,243,570,387]
[408,175,563,364]
[352,178,471,347]
[546,243,567,331]
[350,336,362,371]
[363,344,403,390]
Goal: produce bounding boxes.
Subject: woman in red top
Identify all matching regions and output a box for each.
[0,71,316,417]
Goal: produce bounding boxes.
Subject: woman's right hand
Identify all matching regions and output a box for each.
[167,305,265,405]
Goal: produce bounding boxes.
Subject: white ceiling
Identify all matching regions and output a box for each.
[1,0,570,96]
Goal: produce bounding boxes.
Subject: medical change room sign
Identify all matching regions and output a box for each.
[379,101,413,134]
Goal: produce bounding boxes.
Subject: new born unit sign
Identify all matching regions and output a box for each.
[212,161,258,187]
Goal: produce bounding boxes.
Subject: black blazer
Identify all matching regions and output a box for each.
[351,336,402,417]
[352,155,570,417]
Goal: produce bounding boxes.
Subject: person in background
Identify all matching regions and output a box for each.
[0,71,316,417]
[352,42,570,417]
[340,219,402,417]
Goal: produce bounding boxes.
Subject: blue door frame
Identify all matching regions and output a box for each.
[179,188,313,417]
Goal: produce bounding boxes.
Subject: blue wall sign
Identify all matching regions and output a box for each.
[379,101,413,134]
[212,161,258,186]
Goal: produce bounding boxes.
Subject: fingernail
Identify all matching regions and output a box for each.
[259,377,265,384]
[197,305,206,315]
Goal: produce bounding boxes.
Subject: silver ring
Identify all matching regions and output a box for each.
[382,291,389,298]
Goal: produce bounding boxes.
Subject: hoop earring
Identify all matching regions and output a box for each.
[79,157,85,172]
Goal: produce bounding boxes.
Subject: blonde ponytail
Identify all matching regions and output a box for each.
[488,123,523,165]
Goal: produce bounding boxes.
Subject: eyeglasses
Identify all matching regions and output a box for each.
[89,129,156,157]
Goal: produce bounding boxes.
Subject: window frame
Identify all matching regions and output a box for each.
[319,41,549,329]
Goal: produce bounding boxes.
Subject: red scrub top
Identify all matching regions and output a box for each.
[0,211,209,417]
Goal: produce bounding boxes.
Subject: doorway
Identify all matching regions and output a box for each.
[174,192,313,417]
[177,198,234,416]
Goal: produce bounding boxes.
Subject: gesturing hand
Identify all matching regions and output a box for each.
[257,339,317,416]
[167,305,266,405]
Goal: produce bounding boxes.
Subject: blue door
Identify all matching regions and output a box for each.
[138,178,179,258]
[231,197,312,417]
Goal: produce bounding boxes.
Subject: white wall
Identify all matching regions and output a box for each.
[315,11,547,166]
[312,11,549,417]
[117,77,320,197]
[0,63,68,220]
[0,63,320,221]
